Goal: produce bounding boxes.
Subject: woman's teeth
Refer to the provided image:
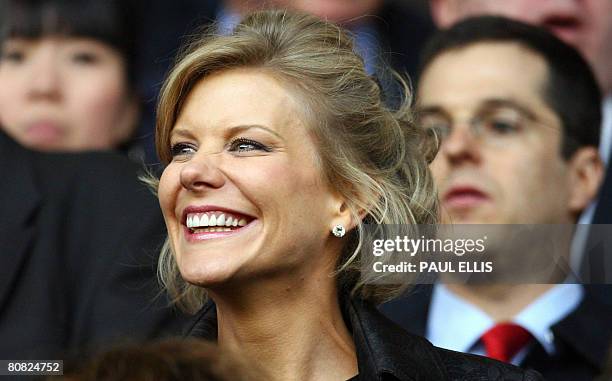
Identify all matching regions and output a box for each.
[186,212,248,229]
[191,227,234,233]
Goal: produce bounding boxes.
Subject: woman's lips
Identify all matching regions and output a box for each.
[25,122,64,145]
[443,186,490,209]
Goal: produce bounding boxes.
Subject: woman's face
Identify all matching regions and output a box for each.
[159,69,345,287]
[0,37,137,151]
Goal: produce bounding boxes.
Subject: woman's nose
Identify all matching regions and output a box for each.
[27,49,62,100]
[179,154,226,192]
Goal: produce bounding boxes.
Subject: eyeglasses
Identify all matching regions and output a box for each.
[417,103,558,148]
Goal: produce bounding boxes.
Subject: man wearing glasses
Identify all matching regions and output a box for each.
[382,17,612,380]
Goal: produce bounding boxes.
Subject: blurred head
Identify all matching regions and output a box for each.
[0,0,139,152]
[418,17,603,224]
[270,0,383,25]
[429,0,612,93]
[153,10,438,312]
[62,339,257,381]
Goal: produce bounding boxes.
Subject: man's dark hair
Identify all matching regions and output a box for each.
[420,16,602,159]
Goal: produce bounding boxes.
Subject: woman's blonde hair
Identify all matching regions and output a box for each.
[152,9,439,313]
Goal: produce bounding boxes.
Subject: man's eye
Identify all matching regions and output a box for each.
[228,138,270,153]
[170,143,196,157]
[487,119,520,134]
[418,115,451,139]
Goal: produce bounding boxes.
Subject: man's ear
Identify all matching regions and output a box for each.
[430,0,457,29]
[567,147,604,214]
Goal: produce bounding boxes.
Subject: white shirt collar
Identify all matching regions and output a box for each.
[427,284,584,357]
[600,95,612,163]
[513,283,583,354]
[427,284,493,353]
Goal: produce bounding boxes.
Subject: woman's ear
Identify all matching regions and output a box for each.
[330,192,367,234]
[567,147,604,215]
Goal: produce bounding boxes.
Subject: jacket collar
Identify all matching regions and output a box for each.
[185,293,447,381]
[549,286,612,371]
[345,296,447,381]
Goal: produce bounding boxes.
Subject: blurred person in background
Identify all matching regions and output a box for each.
[137,0,434,163]
[427,0,612,278]
[61,339,258,381]
[0,128,187,360]
[257,0,433,79]
[382,17,612,380]
[0,0,141,156]
[430,0,612,98]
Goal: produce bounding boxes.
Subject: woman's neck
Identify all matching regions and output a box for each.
[210,274,358,381]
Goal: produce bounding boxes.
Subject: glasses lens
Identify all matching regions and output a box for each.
[478,108,524,145]
[419,113,450,141]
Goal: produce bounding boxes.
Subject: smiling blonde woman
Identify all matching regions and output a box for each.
[151,10,542,381]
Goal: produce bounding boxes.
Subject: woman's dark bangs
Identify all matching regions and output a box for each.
[0,0,130,54]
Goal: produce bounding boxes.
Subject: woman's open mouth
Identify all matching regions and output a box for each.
[182,209,256,241]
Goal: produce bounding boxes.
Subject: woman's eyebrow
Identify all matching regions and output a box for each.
[169,127,197,141]
[226,124,285,140]
[171,124,285,142]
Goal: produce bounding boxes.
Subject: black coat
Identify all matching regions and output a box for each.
[381,285,612,381]
[0,131,187,360]
[186,293,542,380]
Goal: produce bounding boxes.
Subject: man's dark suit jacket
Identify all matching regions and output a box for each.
[583,154,612,287]
[0,131,187,360]
[380,285,612,381]
[593,156,612,225]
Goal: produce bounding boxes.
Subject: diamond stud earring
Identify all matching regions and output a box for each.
[332,224,346,238]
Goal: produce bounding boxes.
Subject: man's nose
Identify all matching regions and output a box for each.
[441,123,482,165]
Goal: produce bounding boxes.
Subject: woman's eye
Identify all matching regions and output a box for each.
[170,143,196,157]
[1,50,25,64]
[71,52,100,65]
[228,138,270,153]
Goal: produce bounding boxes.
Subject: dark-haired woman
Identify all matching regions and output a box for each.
[0,0,139,153]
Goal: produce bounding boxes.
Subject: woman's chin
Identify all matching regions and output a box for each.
[179,263,239,288]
